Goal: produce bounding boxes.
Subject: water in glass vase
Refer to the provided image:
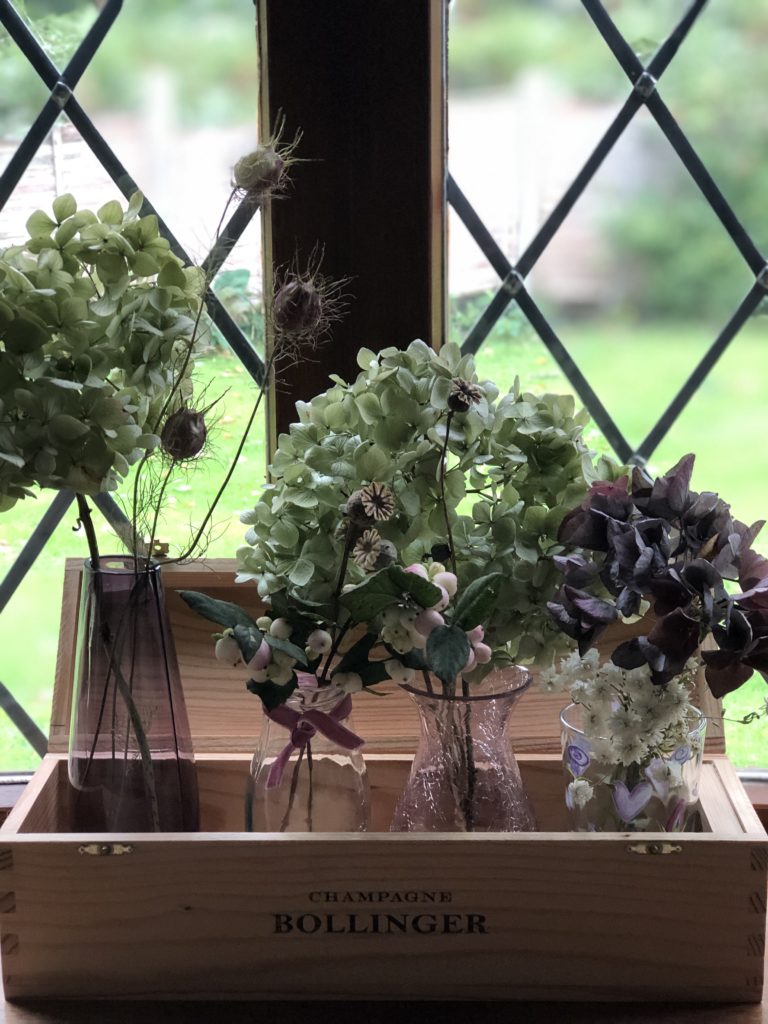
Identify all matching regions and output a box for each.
[249,681,369,832]
[391,668,536,832]
[68,557,199,832]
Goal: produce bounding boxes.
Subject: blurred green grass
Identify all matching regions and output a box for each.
[2,321,767,770]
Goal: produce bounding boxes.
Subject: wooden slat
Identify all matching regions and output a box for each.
[257,0,447,441]
[48,559,727,757]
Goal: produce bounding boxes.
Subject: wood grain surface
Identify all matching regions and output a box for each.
[1,756,765,1003]
[47,559,727,757]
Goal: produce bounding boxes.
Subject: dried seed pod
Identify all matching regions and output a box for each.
[233,146,285,198]
[345,489,376,528]
[273,278,322,336]
[160,408,207,461]
[359,482,395,522]
[448,377,484,413]
[232,117,302,204]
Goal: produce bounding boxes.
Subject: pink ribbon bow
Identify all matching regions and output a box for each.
[265,692,364,789]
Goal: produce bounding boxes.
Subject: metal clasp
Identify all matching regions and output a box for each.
[627,841,682,856]
[78,843,135,857]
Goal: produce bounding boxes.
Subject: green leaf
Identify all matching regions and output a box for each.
[246,677,298,711]
[334,632,378,675]
[232,623,263,663]
[177,590,257,629]
[47,414,89,443]
[264,633,308,667]
[52,194,77,223]
[95,252,126,284]
[340,568,403,621]
[26,210,57,236]
[157,260,187,289]
[268,587,328,619]
[0,451,25,468]
[271,519,300,548]
[98,200,123,225]
[130,251,160,277]
[452,572,504,630]
[354,443,391,481]
[388,564,442,609]
[358,661,391,687]
[288,557,314,587]
[3,315,49,354]
[426,624,470,686]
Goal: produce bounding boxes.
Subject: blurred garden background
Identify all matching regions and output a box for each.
[1,0,768,768]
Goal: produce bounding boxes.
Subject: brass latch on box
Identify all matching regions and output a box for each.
[626,841,682,856]
[78,843,135,857]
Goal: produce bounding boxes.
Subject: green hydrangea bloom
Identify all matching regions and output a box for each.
[0,192,203,509]
[239,340,620,665]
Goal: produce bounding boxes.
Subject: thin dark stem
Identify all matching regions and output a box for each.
[306,740,314,832]
[461,678,476,833]
[318,620,350,686]
[421,669,434,696]
[173,347,280,563]
[146,462,175,562]
[280,745,305,832]
[76,494,101,570]
[438,411,458,577]
[329,526,356,628]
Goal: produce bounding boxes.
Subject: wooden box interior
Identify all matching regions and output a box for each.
[3,752,763,840]
[47,558,727,759]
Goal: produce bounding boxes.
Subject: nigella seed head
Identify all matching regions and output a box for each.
[358,482,395,522]
[160,408,207,462]
[271,246,349,352]
[448,377,483,413]
[273,279,322,336]
[345,489,376,529]
[232,116,302,204]
[233,146,285,197]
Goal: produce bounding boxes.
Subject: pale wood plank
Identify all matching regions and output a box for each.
[1,827,764,1001]
[49,560,727,756]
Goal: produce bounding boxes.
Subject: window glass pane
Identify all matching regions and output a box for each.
[0,0,263,767]
[449,1,768,769]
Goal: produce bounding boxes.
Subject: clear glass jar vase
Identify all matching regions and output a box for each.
[248,680,370,832]
[390,669,537,833]
[560,702,706,832]
[68,556,199,832]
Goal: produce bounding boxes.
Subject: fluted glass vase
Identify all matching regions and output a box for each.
[68,556,199,832]
[391,669,536,832]
[248,680,369,832]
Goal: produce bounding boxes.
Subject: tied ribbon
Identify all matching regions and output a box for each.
[265,693,364,789]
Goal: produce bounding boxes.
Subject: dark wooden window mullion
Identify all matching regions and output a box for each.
[257,0,447,443]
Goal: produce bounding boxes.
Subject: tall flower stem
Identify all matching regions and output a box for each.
[461,678,476,832]
[280,745,305,832]
[76,494,100,571]
[437,411,458,577]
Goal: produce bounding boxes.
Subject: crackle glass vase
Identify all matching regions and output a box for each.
[390,668,537,833]
[68,556,199,832]
[248,680,370,832]
[560,702,706,832]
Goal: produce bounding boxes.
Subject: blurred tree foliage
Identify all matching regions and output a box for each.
[0,0,258,134]
[450,0,768,322]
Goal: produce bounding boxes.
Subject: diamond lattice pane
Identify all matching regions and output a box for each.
[604,0,695,64]
[448,0,630,292]
[0,494,91,771]
[79,0,261,270]
[527,108,755,451]
[660,1,768,261]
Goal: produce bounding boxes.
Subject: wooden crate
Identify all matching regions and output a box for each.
[0,560,765,1002]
